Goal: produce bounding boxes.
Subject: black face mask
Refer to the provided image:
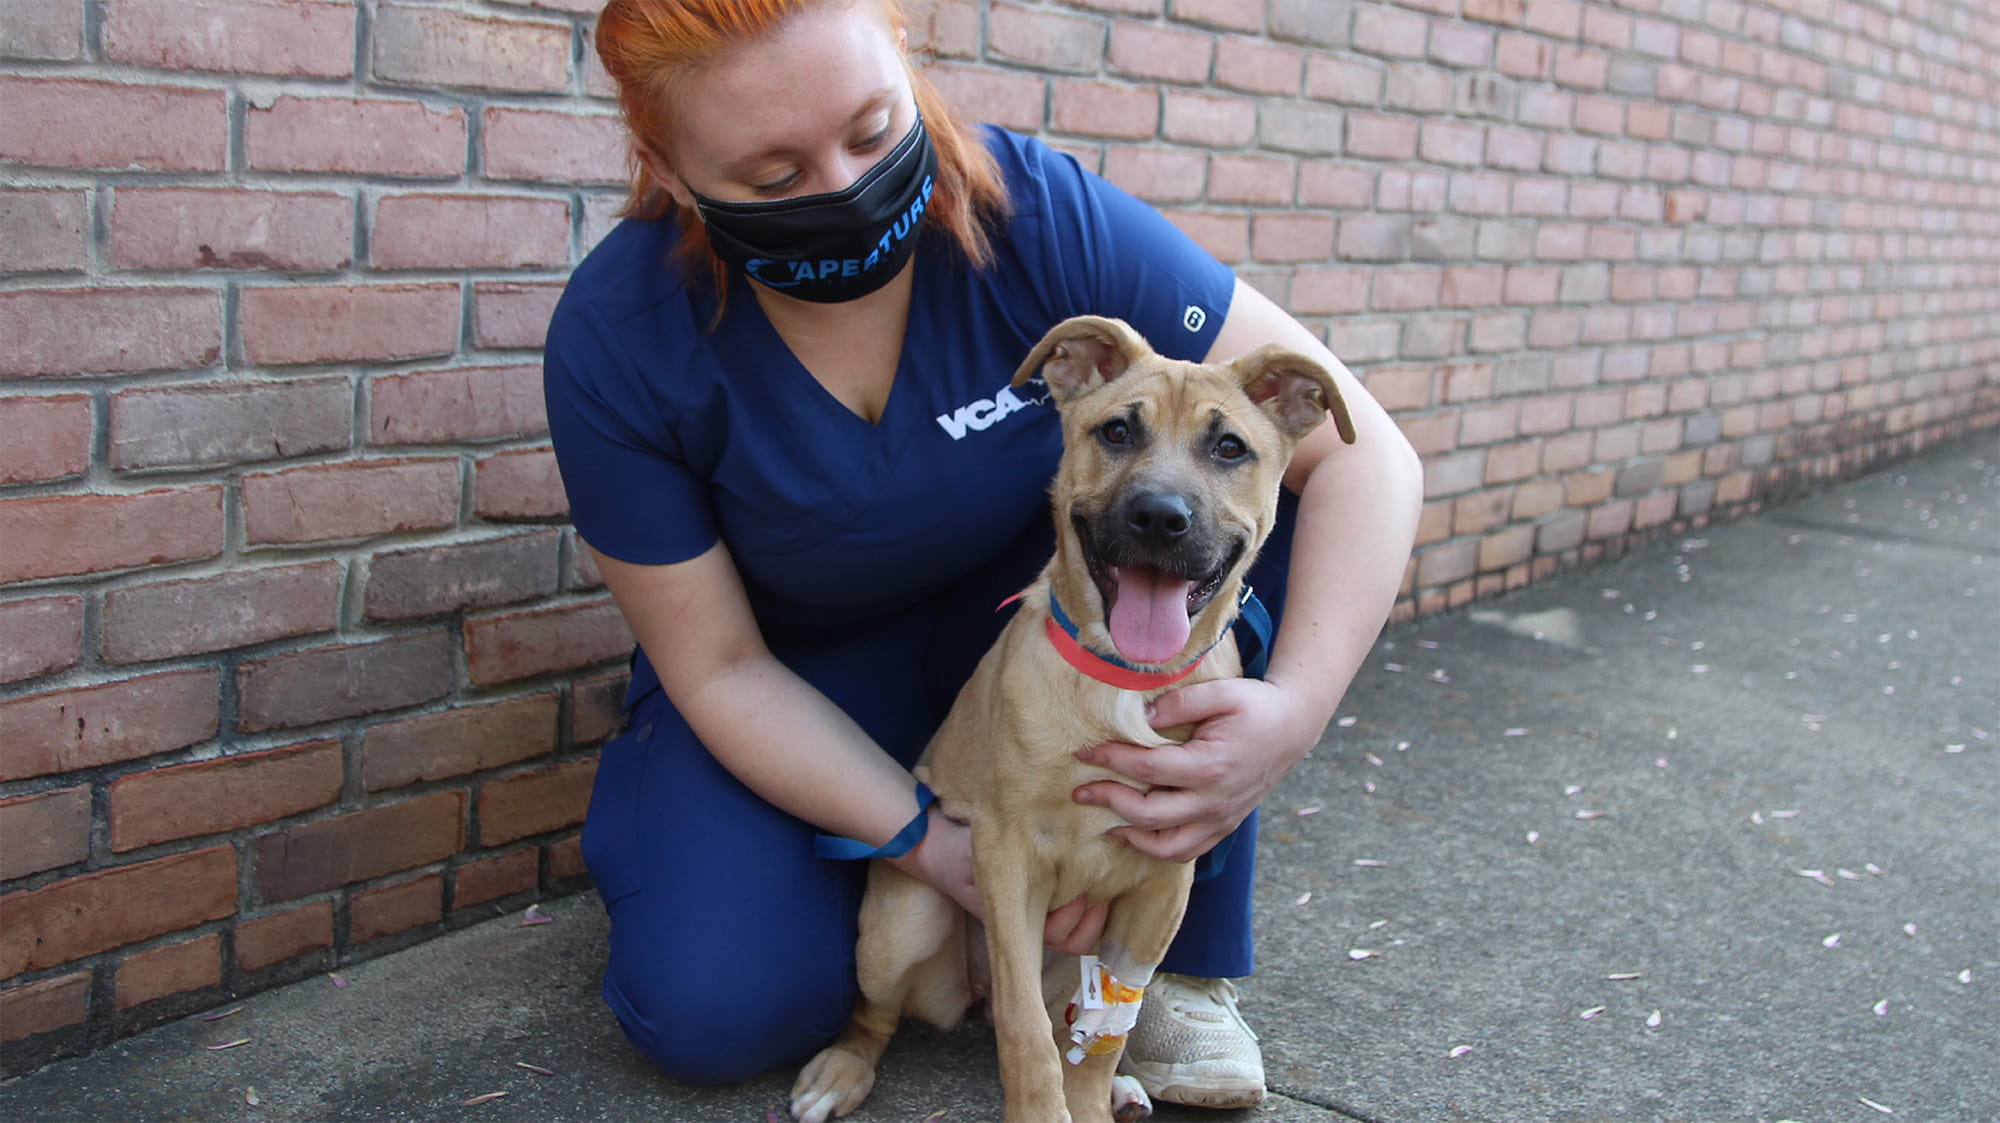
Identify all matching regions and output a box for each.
[690,115,938,304]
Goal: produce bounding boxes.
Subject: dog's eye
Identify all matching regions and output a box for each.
[1098,419,1132,447]
[1213,434,1248,462]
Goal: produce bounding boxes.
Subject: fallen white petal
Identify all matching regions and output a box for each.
[1646,1009,1662,1027]
[1771,809,1800,819]
[1348,949,1378,960]
[1574,809,1608,820]
[1526,830,1541,843]
[1960,969,1973,984]
[1606,973,1642,981]
[1295,891,1313,906]
[1353,859,1387,867]
[1873,999,1889,1016]
[1857,1096,1894,1115]
[1579,1006,1605,1020]
[1448,1045,1474,1058]
[1823,933,1842,948]
[1337,715,1358,728]
[1838,868,1864,880]
[1903,923,1918,937]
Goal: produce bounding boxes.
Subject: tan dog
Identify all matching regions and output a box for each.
[790,316,1353,1123]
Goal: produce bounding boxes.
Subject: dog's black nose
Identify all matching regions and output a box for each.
[1125,491,1192,544]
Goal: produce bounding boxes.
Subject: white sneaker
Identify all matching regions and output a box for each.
[1117,974,1267,1109]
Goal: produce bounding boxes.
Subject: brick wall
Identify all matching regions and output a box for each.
[1,0,1995,1071]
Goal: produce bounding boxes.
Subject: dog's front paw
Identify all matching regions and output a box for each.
[1111,1074,1153,1122]
[789,1045,876,1123]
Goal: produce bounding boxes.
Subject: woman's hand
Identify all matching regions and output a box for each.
[892,810,1110,954]
[1071,676,1328,864]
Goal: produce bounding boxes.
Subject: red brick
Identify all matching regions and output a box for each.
[361,693,561,791]
[1352,6,1427,59]
[0,77,225,171]
[242,458,460,545]
[102,563,339,665]
[1465,0,1525,26]
[1,488,223,587]
[1420,120,1485,167]
[1312,60,1384,110]
[1430,22,1495,69]
[1479,525,1536,572]
[233,900,334,971]
[114,932,222,1010]
[1161,91,1256,147]
[1170,0,1260,31]
[0,0,84,61]
[1523,0,1581,38]
[464,599,632,685]
[1162,210,1246,263]
[350,873,443,942]
[237,632,454,734]
[1299,163,1373,208]
[0,785,91,881]
[547,833,587,880]
[1374,268,1443,312]
[0,669,220,783]
[104,0,352,77]
[0,847,235,976]
[452,849,538,910]
[1347,113,1418,160]
[0,395,89,485]
[474,447,567,521]
[473,283,565,351]
[0,287,220,378]
[1109,22,1211,83]
[1208,155,1294,205]
[110,739,342,852]
[479,759,597,846]
[110,379,352,471]
[239,283,458,366]
[921,64,1045,133]
[1051,80,1158,140]
[370,193,570,270]
[481,106,625,184]
[256,792,464,902]
[371,3,569,92]
[0,188,88,272]
[1100,146,1206,204]
[1291,266,1369,316]
[1251,214,1334,263]
[1214,39,1303,95]
[571,671,627,746]
[109,187,351,272]
[988,2,1103,73]
[370,365,547,445]
[0,971,90,1043]
[363,530,562,620]
[0,594,82,686]
[246,96,467,177]
[1415,538,1477,589]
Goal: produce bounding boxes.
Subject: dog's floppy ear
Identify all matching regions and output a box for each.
[1231,346,1356,444]
[1011,316,1154,403]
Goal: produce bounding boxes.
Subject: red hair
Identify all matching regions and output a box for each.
[593,0,1010,294]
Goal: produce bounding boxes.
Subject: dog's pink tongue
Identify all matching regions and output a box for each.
[1107,566,1195,665]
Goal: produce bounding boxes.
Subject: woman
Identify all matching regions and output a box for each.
[545,0,1422,1109]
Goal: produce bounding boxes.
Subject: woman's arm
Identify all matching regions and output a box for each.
[593,542,979,908]
[1074,278,1424,862]
[595,541,1115,946]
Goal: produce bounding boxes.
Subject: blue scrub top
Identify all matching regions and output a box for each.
[544,127,1239,711]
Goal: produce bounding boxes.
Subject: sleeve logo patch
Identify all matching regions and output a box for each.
[1183,305,1207,333]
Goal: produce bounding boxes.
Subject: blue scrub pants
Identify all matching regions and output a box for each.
[581,512,1292,1085]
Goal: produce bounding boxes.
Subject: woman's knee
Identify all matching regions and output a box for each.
[603,948,856,1085]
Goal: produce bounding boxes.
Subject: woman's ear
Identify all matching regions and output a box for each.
[637,146,694,210]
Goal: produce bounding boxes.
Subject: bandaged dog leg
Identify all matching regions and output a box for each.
[1062,946,1157,1065]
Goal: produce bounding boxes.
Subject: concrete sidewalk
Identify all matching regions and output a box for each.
[3,438,1994,1123]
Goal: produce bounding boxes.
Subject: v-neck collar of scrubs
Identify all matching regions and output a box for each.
[724,262,926,433]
